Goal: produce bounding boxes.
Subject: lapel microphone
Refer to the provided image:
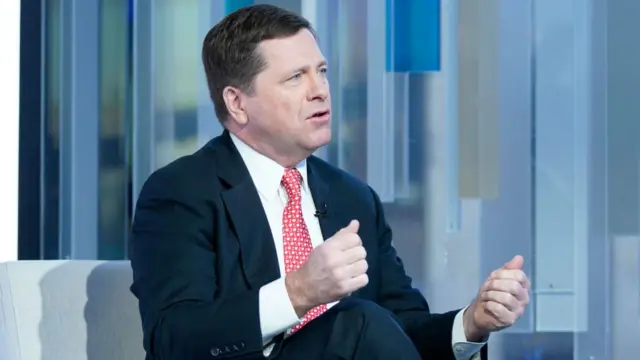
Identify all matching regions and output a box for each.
[314,203,328,218]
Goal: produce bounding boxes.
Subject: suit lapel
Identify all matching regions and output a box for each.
[212,131,280,288]
[307,157,343,241]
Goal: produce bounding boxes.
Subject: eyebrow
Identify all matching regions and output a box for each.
[291,60,328,74]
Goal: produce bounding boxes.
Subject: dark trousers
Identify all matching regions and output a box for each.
[273,299,422,360]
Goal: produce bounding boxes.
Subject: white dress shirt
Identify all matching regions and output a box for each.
[230,134,486,359]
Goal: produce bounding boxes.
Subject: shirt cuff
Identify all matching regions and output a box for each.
[451,307,488,360]
[259,277,303,345]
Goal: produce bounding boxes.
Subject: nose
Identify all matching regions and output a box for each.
[307,72,329,101]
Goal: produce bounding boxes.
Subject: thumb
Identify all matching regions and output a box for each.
[503,255,524,270]
[339,220,360,234]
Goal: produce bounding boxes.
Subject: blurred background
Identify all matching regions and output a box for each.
[10,0,640,359]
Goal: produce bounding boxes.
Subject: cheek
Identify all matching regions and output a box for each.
[271,93,303,124]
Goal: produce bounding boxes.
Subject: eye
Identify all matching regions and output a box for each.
[289,73,302,81]
[319,67,328,75]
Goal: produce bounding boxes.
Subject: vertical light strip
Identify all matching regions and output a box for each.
[0,0,20,261]
[393,71,411,199]
[571,0,591,334]
[131,0,156,208]
[152,3,176,169]
[367,0,395,202]
[197,0,225,147]
[457,0,499,199]
[443,0,461,232]
[334,0,346,169]
[302,0,328,160]
[58,0,100,259]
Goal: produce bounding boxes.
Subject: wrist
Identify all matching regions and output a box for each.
[285,271,312,318]
[463,305,488,342]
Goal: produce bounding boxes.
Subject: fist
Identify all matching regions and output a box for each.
[286,220,369,316]
[464,255,531,340]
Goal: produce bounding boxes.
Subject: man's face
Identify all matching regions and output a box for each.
[241,29,332,157]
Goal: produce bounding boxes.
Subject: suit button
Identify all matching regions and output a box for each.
[233,342,245,352]
[210,347,220,356]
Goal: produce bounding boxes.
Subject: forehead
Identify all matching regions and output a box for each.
[257,29,325,73]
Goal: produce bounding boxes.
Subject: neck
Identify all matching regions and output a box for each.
[229,128,312,168]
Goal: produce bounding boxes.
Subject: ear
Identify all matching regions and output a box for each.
[222,86,248,125]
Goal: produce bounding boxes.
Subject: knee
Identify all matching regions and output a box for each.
[329,299,418,358]
[335,299,401,329]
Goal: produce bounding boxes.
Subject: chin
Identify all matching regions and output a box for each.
[305,127,332,152]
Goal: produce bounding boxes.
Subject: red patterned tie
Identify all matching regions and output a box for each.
[281,168,327,333]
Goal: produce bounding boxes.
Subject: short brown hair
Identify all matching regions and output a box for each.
[202,4,313,122]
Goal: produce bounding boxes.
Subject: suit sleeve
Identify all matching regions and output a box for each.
[369,188,487,360]
[130,169,264,360]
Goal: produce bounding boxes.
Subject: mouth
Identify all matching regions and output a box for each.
[307,109,331,121]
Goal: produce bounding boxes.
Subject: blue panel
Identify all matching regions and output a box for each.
[386,0,441,72]
[226,0,254,13]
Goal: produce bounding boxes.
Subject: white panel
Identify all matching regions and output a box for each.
[479,0,534,336]
[611,235,640,360]
[533,0,589,332]
[422,0,482,312]
[0,0,20,262]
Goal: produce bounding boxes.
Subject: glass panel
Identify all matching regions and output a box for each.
[43,0,62,259]
[153,1,200,166]
[99,0,131,259]
[331,0,368,181]
[57,0,101,259]
[131,0,225,202]
[604,0,640,359]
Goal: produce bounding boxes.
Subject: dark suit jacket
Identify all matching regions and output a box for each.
[130,131,485,359]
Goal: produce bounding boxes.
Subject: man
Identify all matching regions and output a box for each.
[130,4,530,360]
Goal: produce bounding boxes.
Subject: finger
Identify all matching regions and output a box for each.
[341,273,369,294]
[338,220,360,234]
[489,269,528,285]
[484,279,526,300]
[343,245,367,264]
[522,274,531,291]
[483,301,515,326]
[481,290,519,312]
[503,255,524,270]
[345,259,368,277]
[327,233,362,250]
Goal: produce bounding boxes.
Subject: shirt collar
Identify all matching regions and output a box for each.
[230,132,309,199]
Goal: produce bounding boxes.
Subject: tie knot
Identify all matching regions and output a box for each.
[281,168,302,198]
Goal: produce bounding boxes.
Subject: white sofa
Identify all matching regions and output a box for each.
[0,260,145,360]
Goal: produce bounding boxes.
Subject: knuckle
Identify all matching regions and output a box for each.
[487,279,498,290]
[509,296,519,310]
[317,245,331,257]
[509,282,521,295]
[360,246,367,258]
[335,282,347,295]
[331,267,343,280]
[346,234,361,245]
